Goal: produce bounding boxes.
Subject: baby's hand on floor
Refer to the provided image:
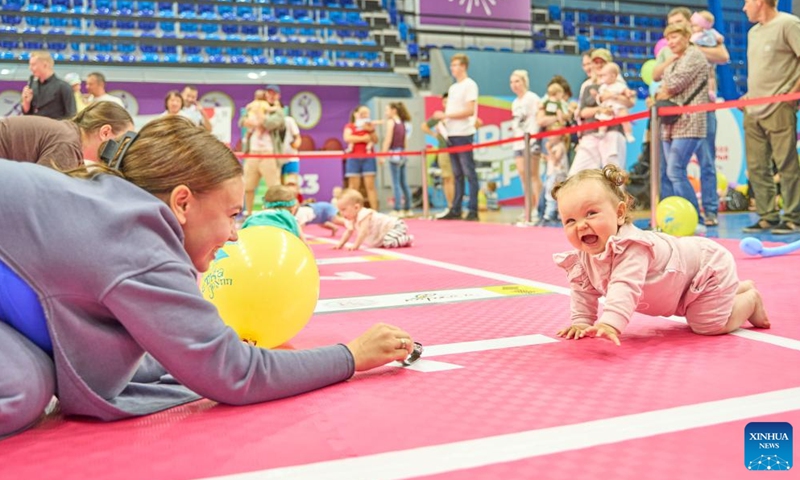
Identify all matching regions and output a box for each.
[556,323,590,340]
[583,323,621,346]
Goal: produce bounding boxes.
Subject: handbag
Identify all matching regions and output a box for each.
[656,79,708,125]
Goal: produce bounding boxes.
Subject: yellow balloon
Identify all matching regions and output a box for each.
[640,59,657,86]
[200,226,320,348]
[657,196,698,237]
[716,171,728,194]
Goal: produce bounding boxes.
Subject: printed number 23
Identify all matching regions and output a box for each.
[299,174,319,195]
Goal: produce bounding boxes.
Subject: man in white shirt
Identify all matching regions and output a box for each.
[85,72,125,108]
[433,54,480,221]
[180,85,212,132]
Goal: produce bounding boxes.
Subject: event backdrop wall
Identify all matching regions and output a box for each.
[0,81,360,200]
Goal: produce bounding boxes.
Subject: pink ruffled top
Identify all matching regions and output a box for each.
[553,224,707,334]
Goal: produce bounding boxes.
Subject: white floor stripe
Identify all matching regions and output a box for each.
[202,387,800,480]
[660,315,800,351]
[319,271,374,281]
[385,335,559,372]
[312,237,800,352]
[315,286,549,314]
[421,334,558,357]
[311,237,572,295]
[316,255,399,266]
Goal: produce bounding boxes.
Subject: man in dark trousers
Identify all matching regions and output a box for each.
[20,51,76,120]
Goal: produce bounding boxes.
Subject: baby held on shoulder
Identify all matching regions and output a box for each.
[551,166,770,346]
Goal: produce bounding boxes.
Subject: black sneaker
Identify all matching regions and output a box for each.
[772,221,800,234]
[463,212,480,221]
[742,219,779,233]
[438,210,462,220]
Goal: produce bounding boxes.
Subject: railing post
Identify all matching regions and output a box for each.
[521,131,534,225]
[649,103,661,230]
[420,150,430,218]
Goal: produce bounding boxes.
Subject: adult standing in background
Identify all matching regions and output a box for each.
[569,49,633,175]
[281,114,302,188]
[86,72,125,108]
[20,51,75,120]
[653,6,731,227]
[509,70,542,222]
[163,90,184,116]
[63,73,87,113]
[180,85,212,132]
[740,0,800,234]
[654,23,709,221]
[421,93,455,218]
[241,84,286,216]
[434,53,480,221]
[343,105,379,210]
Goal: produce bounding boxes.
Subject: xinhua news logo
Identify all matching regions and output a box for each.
[745,422,793,471]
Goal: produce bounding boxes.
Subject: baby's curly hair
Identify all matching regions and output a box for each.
[551,165,635,223]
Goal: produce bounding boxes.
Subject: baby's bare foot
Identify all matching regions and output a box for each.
[748,289,771,329]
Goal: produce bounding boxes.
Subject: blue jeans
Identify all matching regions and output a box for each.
[544,171,567,220]
[448,135,479,214]
[661,138,702,214]
[697,111,718,216]
[388,156,411,211]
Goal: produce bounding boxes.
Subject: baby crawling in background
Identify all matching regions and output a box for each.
[552,165,770,346]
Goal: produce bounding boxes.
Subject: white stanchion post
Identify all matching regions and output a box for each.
[649,103,661,230]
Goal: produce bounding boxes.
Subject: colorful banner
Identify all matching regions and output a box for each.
[417,0,531,31]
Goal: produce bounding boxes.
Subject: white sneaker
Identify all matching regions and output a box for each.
[403,210,414,218]
[390,210,402,217]
[434,208,450,219]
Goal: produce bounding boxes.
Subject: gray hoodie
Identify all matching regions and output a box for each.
[0,160,354,420]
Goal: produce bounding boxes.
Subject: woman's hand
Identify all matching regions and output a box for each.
[556,323,591,340]
[346,323,415,371]
[655,88,671,101]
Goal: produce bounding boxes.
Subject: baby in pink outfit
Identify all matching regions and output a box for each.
[334,188,413,250]
[551,165,770,345]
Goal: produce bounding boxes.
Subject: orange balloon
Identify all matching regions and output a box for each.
[688,176,701,194]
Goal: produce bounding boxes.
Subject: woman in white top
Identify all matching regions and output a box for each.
[510,70,542,220]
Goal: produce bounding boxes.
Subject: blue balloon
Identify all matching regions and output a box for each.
[0,260,52,353]
[649,81,661,98]
[740,237,800,258]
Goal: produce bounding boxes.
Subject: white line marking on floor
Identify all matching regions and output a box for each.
[319,271,374,281]
[316,255,399,266]
[661,315,800,351]
[201,387,800,480]
[315,285,549,314]
[385,335,559,372]
[312,237,800,352]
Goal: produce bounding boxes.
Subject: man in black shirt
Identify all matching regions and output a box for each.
[20,51,76,120]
